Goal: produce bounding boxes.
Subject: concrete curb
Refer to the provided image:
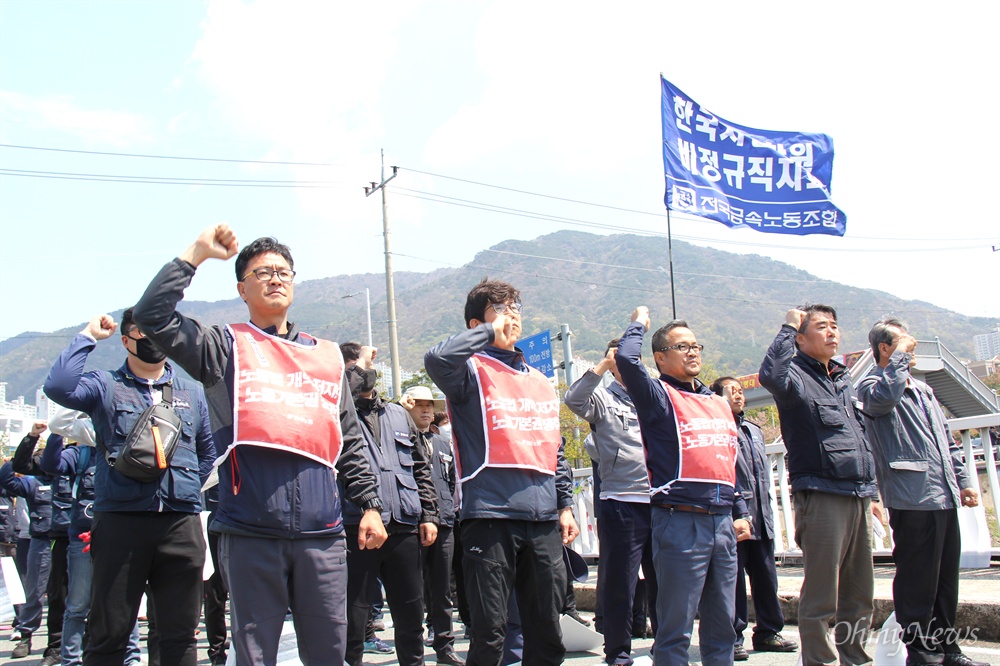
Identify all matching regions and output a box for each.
[572,583,1000,642]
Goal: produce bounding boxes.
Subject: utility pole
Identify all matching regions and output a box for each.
[341,287,373,347]
[364,150,400,398]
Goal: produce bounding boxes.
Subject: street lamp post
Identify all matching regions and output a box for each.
[341,287,373,347]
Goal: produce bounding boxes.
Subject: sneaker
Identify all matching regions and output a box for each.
[942,654,989,666]
[11,636,32,659]
[565,610,591,626]
[363,638,393,654]
[40,651,61,666]
[734,644,749,661]
[424,627,435,646]
[752,632,798,652]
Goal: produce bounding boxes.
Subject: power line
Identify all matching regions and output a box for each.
[392,190,987,254]
[0,143,336,166]
[400,166,998,244]
[0,170,340,188]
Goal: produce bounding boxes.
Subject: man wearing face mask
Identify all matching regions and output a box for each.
[43,308,216,666]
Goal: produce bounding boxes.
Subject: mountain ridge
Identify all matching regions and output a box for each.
[1,231,992,401]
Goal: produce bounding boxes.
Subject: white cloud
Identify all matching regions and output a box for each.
[0,91,153,146]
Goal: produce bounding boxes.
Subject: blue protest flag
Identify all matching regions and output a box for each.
[661,75,846,236]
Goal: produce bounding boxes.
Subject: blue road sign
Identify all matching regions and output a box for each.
[520,330,555,378]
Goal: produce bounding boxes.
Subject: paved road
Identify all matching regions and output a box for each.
[6,611,1000,665]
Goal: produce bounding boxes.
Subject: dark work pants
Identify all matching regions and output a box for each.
[345,529,425,666]
[734,536,784,645]
[452,520,471,627]
[461,518,566,666]
[218,533,348,666]
[46,535,70,654]
[889,508,962,664]
[423,524,458,656]
[598,500,657,665]
[203,531,229,662]
[84,512,205,666]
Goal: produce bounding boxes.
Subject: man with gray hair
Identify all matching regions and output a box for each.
[857,318,985,666]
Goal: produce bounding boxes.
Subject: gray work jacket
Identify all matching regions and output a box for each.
[564,370,649,499]
[856,351,972,510]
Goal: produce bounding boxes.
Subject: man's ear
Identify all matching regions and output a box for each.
[468,318,483,330]
[121,335,130,350]
[236,281,247,302]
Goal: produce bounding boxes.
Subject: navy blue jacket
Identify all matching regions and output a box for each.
[39,438,96,538]
[759,325,877,497]
[44,334,215,513]
[615,321,746,514]
[132,258,381,539]
[0,488,19,544]
[343,399,437,532]
[425,323,574,522]
[0,463,52,538]
[734,415,775,540]
[427,432,457,528]
[12,433,72,537]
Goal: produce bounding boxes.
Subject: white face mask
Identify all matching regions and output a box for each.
[437,424,452,440]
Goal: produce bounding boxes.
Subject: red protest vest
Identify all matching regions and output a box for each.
[225,323,344,468]
[460,353,561,481]
[652,381,737,493]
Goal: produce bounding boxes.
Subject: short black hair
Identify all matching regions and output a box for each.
[340,341,362,363]
[797,303,837,334]
[651,320,689,354]
[463,278,521,328]
[710,376,740,397]
[605,338,620,355]
[120,307,136,334]
[235,237,294,282]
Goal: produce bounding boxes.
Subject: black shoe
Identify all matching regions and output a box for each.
[11,636,31,659]
[734,644,749,661]
[565,610,591,626]
[753,632,798,652]
[942,653,989,666]
[436,651,466,665]
[40,652,61,666]
[631,621,652,638]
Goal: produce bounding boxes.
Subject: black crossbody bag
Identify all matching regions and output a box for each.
[106,383,182,482]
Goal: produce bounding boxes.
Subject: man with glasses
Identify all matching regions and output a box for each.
[43,307,215,666]
[131,224,387,665]
[614,308,751,666]
[759,305,877,666]
[425,278,579,666]
[710,376,797,661]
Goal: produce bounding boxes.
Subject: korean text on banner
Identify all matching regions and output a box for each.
[661,75,846,237]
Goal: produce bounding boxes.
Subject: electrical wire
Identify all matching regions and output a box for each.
[0,143,337,166]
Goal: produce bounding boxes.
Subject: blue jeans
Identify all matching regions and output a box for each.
[63,537,142,666]
[650,508,737,666]
[19,537,52,637]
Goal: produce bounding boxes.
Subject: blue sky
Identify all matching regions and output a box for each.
[2,0,998,343]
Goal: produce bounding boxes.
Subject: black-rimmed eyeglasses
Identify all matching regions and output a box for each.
[242,267,296,284]
[654,343,704,354]
[489,301,522,316]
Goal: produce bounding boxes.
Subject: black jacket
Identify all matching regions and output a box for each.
[759,325,877,497]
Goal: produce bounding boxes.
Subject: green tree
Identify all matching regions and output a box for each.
[401,370,433,394]
[558,383,591,468]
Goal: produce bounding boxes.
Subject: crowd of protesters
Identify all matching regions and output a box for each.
[0,223,988,666]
